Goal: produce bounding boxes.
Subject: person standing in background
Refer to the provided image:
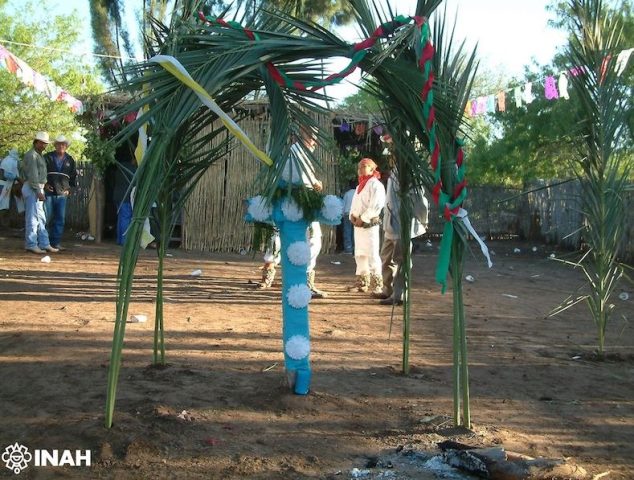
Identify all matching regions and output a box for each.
[348,158,385,294]
[21,131,58,254]
[281,129,328,299]
[113,156,137,246]
[341,180,356,254]
[44,135,77,250]
[374,165,429,305]
[0,149,25,222]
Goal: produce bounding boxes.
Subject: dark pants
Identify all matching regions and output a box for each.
[342,215,354,253]
[116,201,132,245]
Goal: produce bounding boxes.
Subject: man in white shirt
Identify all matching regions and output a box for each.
[275,129,328,299]
[375,167,429,305]
[349,158,386,294]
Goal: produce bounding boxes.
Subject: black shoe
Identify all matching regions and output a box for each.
[311,288,328,299]
[371,291,391,300]
[379,297,403,306]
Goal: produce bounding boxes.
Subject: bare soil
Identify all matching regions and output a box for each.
[0,232,632,479]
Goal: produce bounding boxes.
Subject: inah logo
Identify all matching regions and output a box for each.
[2,443,91,474]
[2,443,32,474]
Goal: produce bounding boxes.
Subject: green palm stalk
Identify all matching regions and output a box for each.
[554,0,632,359]
[103,0,476,427]
[431,8,478,429]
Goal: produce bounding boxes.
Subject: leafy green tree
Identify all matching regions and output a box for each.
[257,0,355,25]
[336,81,383,115]
[90,0,355,85]
[89,0,134,84]
[467,0,633,187]
[0,1,104,157]
[467,69,583,187]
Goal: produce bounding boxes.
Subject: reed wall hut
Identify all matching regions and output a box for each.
[181,104,341,253]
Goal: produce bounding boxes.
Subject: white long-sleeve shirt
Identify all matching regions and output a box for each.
[280,142,318,187]
[383,171,428,240]
[349,177,385,224]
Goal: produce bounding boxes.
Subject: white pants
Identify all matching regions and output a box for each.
[308,222,321,272]
[354,225,381,275]
[263,222,321,271]
[263,230,281,265]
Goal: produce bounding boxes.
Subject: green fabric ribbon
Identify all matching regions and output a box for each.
[435,190,455,293]
[436,217,455,294]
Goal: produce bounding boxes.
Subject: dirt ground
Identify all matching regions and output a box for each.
[0,231,632,479]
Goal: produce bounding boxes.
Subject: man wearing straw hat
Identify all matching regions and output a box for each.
[44,135,77,250]
[21,131,58,254]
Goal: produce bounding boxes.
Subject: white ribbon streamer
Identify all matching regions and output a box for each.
[457,208,493,268]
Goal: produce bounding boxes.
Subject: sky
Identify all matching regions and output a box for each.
[36,0,568,100]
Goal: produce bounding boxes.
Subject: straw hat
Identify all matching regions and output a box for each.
[54,135,70,146]
[34,131,50,143]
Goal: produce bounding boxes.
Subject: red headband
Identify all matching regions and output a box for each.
[359,158,377,170]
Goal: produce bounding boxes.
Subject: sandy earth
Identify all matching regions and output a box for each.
[0,232,632,479]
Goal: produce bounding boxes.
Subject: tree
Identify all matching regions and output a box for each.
[89,0,135,85]
[0,1,104,156]
[336,81,383,115]
[551,0,633,358]
[466,0,633,187]
[90,0,355,86]
[467,69,584,187]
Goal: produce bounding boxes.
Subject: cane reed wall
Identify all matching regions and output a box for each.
[56,112,633,264]
[181,113,341,253]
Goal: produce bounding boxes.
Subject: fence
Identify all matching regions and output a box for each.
[65,163,95,231]
[181,113,341,253]
[11,163,631,263]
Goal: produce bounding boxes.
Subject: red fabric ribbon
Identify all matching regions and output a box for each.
[356,171,381,193]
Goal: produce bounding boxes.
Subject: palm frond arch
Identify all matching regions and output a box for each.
[105,0,480,429]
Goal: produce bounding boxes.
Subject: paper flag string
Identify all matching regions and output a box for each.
[544,76,559,100]
[465,47,631,118]
[0,43,83,113]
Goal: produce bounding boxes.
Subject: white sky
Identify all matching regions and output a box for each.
[35,0,567,101]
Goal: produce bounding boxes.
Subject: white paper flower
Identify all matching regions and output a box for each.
[286,284,312,309]
[247,195,272,222]
[287,241,311,266]
[320,195,343,222]
[281,198,303,222]
[285,334,310,360]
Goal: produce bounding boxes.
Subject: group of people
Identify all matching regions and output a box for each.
[349,157,429,305]
[0,131,77,253]
[256,132,429,306]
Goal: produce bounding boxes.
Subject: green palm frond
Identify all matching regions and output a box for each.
[106,0,486,428]
[555,0,632,357]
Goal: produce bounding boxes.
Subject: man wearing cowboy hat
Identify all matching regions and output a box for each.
[44,135,77,249]
[21,131,58,254]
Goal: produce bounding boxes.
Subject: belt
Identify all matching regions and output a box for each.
[359,217,381,228]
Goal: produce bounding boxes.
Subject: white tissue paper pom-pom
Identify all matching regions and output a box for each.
[281,198,303,222]
[286,284,312,309]
[247,195,272,222]
[320,195,343,222]
[285,334,310,360]
[287,241,311,266]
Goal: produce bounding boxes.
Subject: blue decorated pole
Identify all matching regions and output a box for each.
[276,205,312,393]
[246,194,342,395]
